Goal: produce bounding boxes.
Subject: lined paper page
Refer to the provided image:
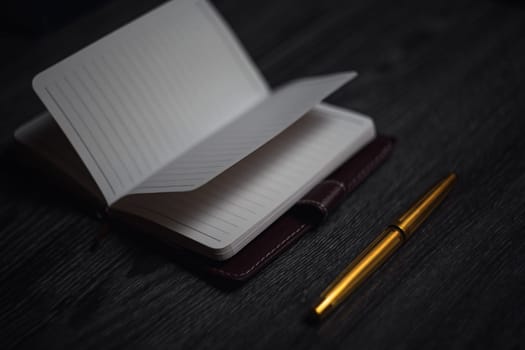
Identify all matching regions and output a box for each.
[132,73,356,193]
[32,0,268,205]
[114,104,375,259]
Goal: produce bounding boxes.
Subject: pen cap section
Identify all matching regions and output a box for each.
[394,173,456,238]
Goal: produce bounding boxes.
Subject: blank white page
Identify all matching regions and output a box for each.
[113,104,376,260]
[132,72,356,194]
[32,0,268,205]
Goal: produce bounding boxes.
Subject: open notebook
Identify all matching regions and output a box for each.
[16,0,376,260]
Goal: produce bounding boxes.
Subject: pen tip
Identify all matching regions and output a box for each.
[445,172,458,185]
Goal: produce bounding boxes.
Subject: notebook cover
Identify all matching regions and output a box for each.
[203,135,395,281]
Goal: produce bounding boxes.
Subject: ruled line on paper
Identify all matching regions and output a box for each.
[186,190,262,219]
[107,46,174,156]
[115,108,375,250]
[200,186,266,211]
[130,30,194,137]
[212,176,282,199]
[172,191,254,221]
[123,204,223,243]
[150,199,236,235]
[61,76,127,189]
[54,81,125,191]
[44,87,116,196]
[154,195,245,229]
[83,63,150,176]
[72,69,137,183]
[91,58,158,172]
[157,164,229,176]
[97,53,165,162]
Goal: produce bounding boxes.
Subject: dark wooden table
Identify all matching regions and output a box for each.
[1,0,524,348]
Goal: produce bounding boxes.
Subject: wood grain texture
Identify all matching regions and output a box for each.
[1,0,524,348]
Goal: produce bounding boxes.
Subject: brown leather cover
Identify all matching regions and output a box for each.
[203,135,395,280]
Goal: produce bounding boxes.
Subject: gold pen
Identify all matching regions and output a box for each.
[312,172,457,320]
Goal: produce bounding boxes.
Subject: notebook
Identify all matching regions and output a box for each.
[15,0,391,269]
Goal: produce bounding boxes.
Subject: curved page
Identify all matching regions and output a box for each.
[32,0,268,205]
[131,73,356,194]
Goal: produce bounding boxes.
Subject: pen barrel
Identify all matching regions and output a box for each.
[314,226,405,318]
